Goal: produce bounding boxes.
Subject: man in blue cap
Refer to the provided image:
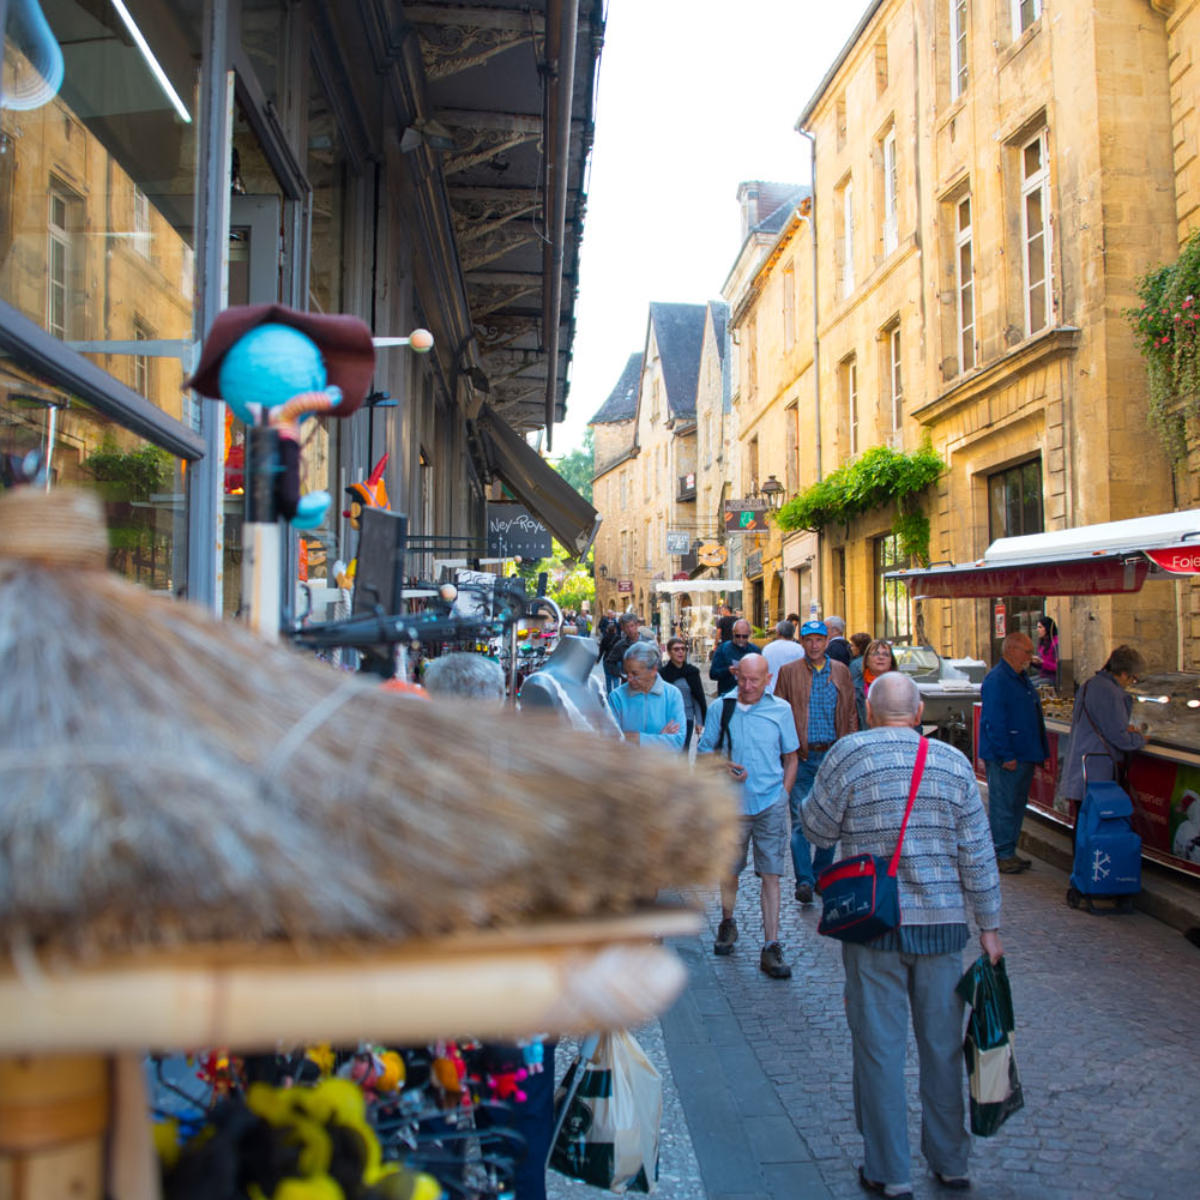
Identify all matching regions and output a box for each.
[774,619,858,903]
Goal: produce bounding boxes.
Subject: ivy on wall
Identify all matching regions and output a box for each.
[774,443,945,565]
[1126,230,1200,463]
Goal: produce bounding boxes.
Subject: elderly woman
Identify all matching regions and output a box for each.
[851,638,898,730]
[660,636,707,752]
[608,641,686,751]
[1058,645,1147,818]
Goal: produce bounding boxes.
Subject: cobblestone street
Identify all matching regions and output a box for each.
[552,848,1200,1199]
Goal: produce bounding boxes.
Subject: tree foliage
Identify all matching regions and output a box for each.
[517,540,595,612]
[550,427,594,503]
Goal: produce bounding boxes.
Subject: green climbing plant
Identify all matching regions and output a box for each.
[1125,229,1200,463]
[774,443,944,566]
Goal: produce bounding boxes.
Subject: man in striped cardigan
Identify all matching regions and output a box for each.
[802,671,1003,1200]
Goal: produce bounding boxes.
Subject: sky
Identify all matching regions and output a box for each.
[552,0,868,456]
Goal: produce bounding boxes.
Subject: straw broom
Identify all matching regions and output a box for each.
[0,486,738,1197]
[0,486,738,958]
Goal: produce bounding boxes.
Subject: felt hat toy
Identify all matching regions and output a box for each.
[186,303,376,416]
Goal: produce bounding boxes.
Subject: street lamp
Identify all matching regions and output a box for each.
[758,475,785,510]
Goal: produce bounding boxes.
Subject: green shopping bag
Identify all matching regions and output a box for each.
[955,954,1024,1137]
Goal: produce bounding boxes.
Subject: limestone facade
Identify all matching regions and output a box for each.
[783,0,1183,679]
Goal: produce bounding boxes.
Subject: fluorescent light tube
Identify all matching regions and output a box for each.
[110,0,191,123]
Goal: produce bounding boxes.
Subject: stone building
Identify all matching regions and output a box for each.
[723,181,812,628]
[590,301,731,633]
[786,0,1181,679]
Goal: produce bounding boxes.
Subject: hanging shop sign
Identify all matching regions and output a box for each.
[993,601,1006,638]
[665,530,691,555]
[697,541,727,567]
[745,549,764,579]
[617,578,634,594]
[487,502,552,560]
[723,499,770,533]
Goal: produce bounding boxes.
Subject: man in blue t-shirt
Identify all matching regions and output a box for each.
[697,654,799,979]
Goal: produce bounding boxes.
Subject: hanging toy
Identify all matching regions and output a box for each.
[186,304,376,532]
[337,452,390,588]
[486,1067,528,1104]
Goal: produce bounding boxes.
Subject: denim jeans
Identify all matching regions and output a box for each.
[984,759,1035,858]
[789,750,836,886]
[842,942,969,1186]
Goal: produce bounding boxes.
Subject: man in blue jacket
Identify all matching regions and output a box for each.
[978,631,1049,873]
[709,618,759,696]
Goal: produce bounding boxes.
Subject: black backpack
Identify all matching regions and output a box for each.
[717,696,737,758]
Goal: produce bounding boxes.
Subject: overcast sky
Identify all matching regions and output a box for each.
[552,0,868,456]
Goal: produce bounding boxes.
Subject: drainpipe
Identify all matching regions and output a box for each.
[797,126,822,616]
[541,0,579,450]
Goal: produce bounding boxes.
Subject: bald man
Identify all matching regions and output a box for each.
[804,671,1002,1196]
[696,653,798,979]
[978,631,1050,873]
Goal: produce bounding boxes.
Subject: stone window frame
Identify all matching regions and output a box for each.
[1011,0,1042,40]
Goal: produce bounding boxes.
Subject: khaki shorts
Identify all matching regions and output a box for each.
[733,798,787,878]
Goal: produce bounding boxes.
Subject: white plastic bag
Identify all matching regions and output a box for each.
[550,1030,662,1193]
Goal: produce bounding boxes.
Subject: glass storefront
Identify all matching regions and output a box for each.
[0,362,188,592]
[0,0,200,425]
[1,0,199,583]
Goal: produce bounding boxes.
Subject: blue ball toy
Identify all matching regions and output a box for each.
[216,323,332,422]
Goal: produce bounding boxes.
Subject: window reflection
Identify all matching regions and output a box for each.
[0,0,200,427]
[0,364,188,593]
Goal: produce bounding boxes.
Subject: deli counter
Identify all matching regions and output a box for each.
[973,674,1200,879]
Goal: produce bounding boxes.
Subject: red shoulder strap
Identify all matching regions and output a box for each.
[888,736,928,877]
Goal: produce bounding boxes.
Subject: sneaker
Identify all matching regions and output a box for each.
[795,881,814,905]
[932,1171,971,1190]
[997,856,1030,874]
[759,942,792,979]
[858,1166,913,1198]
[714,917,738,956]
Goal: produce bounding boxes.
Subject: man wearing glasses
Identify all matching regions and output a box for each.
[978,631,1050,873]
[709,618,760,696]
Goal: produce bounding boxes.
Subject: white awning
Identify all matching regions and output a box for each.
[655,578,744,595]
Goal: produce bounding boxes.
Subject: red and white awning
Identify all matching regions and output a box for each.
[886,509,1200,599]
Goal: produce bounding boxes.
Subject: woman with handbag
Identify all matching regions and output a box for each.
[1056,645,1147,820]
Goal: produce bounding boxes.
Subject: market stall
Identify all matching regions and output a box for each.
[890,508,1200,879]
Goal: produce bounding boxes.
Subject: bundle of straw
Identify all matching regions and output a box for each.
[0,488,737,960]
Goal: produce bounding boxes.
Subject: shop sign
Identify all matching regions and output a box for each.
[723,499,770,533]
[746,549,764,579]
[617,578,634,593]
[487,503,552,560]
[665,530,691,555]
[993,601,1006,638]
[697,541,727,567]
[1146,547,1200,574]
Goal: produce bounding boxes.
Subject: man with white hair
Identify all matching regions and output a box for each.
[824,615,852,666]
[423,652,507,702]
[608,641,686,751]
[762,618,804,693]
[697,653,799,979]
[803,671,1002,1199]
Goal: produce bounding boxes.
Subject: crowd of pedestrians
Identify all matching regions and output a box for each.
[587,607,1102,1198]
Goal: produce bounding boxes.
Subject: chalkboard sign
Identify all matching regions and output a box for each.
[487,502,552,560]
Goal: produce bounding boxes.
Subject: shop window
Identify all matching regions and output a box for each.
[988,458,1044,654]
[2,1,200,427]
[874,533,911,642]
[0,365,188,592]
